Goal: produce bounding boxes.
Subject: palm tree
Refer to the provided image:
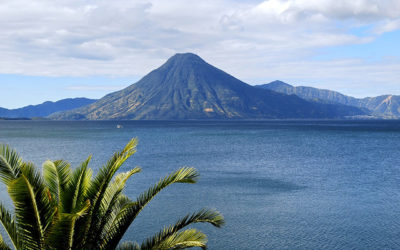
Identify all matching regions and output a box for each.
[0,138,224,249]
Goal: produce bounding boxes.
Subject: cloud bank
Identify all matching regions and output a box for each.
[1,0,400,96]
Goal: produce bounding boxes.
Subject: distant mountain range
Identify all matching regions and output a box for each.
[0,98,97,118]
[257,81,400,118]
[2,53,397,120]
[50,53,364,120]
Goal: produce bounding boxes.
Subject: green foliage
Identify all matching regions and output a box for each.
[0,138,224,249]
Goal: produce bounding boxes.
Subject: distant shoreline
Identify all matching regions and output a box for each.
[0,117,31,120]
[0,117,51,121]
[1,117,399,122]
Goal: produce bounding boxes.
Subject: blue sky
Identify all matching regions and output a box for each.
[1,0,400,109]
[1,75,133,107]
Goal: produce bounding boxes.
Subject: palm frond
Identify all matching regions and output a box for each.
[45,200,90,250]
[87,138,138,202]
[84,138,138,247]
[93,168,141,247]
[117,241,140,250]
[62,156,92,214]
[8,176,43,249]
[8,162,55,249]
[63,156,93,249]
[140,209,224,250]
[0,233,12,250]
[0,140,223,250]
[101,167,199,250]
[0,145,22,186]
[155,228,208,250]
[43,160,71,208]
[99,194,135,245]
[0,203,19,249]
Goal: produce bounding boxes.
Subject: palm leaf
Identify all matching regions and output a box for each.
[116,241,140,250]
[0,145,22,186]
[62,156,92,214]
[101,167,199,250]
[140,209,224,249]
[43,160,71,209]
[0,140,224,250]
[155,228,207,250]
[0,233,12,250]
[84,138,138,247]
[8,162,55,249]
[93,168,141,247]
[98,193,136,247]
[63,156,93,249]
[0,203,19,249]
[45,200,90,250]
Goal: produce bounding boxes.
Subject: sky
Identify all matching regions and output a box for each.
[1,0,400,109]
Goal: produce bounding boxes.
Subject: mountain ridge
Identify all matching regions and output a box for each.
[0,98,97,118]
[257,81,400,118]
[50,53,365,120]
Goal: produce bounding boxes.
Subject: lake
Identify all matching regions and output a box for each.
[1,120,400,249]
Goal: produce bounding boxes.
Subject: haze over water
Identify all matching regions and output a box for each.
[1,120,400,249]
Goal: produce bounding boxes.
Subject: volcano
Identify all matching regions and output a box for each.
[50,53,364,120]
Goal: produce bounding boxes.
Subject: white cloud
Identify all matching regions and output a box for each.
[374,18,400,34]
[0,0,400,96]
[252,0,400,21]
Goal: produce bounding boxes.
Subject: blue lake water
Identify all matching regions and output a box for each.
[1,120,400,249]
